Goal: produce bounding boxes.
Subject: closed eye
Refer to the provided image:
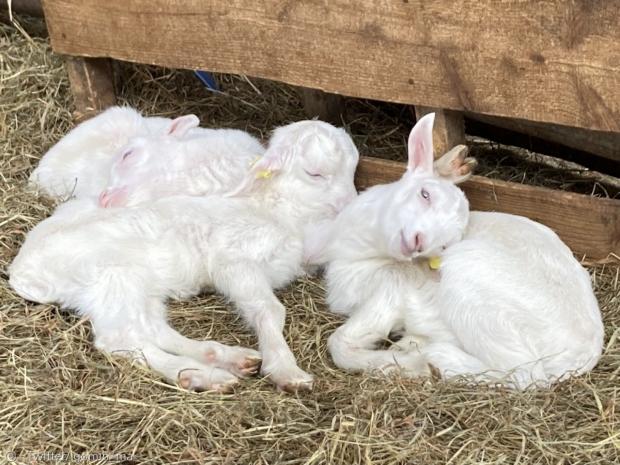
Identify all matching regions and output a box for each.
[304,169,325,179]
[122,149,134,161]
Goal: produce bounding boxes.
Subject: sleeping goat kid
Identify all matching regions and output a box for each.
[30,106,264,203]
[99,114,265,207]
[320,113,604,389]
[29,106,172,199]
[10,121,359,393]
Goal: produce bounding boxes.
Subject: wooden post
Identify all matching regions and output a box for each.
[415,106,465,158]
[300,87,345,124]
[65,57,116,122]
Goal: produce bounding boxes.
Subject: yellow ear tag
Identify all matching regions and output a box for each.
[428,256,442,270]
[256,169,273,179]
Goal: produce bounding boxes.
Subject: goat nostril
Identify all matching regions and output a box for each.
[413,233,423,252]
[98,191,108,207]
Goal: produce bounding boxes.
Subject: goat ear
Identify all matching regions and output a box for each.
[226,145,288,196]
[407,113,435,174]
[166,114,200,138]
[250,148,285,178]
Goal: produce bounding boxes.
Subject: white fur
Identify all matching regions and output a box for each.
[321,113,604,389]
[29,106,171,199]
[10,120,360,392]
[99,114,265,207]
[29,107,263,206]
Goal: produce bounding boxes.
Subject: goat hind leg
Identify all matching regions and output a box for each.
[212,262,313,392]
[145,305,262,378]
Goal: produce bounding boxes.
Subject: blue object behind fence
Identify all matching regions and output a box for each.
[194,70,219,91]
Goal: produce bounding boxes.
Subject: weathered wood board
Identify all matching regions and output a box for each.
[356,157,620,260]
[415,106,465,158]
[64,56,116,122]
[42,0,620,132]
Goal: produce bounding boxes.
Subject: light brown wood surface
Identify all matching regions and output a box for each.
[42,0,620,132]
[356,157,620,260]
[415,106,465,159]
[65,56,116,122]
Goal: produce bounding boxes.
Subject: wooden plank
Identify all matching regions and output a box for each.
[416,106,465,158]
[356,156,620,260]
[41,0,620,132]
[64,56,116,122]
[466,112,620,163]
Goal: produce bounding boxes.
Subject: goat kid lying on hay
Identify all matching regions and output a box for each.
[311,114,604,389]
[11,109,360,392]
[9,109,603,392]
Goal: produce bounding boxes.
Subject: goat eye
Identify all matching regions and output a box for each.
[122,149,134,161]
[420,188,430,200]
[304,169,325,180]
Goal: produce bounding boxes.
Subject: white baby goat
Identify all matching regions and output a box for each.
[99,114,265,207]
[318,113,604,389]
[10,120,360,392]
[30,106,264,204]
[29,106,169,199]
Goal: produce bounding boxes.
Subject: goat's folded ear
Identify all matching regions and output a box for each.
[166,114,200,138]
[434,145,477,184]
[407,113,435,175]
[226,145,288,196]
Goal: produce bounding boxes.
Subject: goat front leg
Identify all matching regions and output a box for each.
[212,262,313,392]
[328,295,429,377]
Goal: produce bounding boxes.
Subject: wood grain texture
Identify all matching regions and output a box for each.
[65,56,116,122]
[416,106,465,159]
[41,0,620,132]
[356,156,620,260]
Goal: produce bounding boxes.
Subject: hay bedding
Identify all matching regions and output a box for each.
[1,16,618,465]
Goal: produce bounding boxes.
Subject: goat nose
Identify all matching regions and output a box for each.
[411,233,424,252]
[98,191,109,208]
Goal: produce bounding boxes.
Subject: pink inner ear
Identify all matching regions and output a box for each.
[167,119,182,135]
[167,114,199,137]
[414,139,426,166]
[407,113,435,173]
